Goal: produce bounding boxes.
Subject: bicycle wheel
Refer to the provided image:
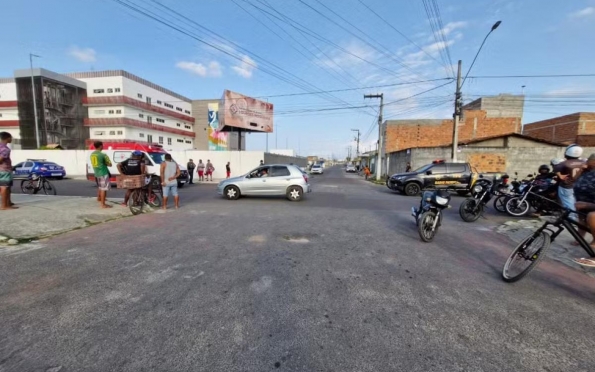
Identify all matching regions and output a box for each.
[502,231,551,283]
[128,189,144,215]
[493,195,508,213]
[42,179,57,195]
[505,197,530,217]
[20,179,36,194]
[146,191,162,208]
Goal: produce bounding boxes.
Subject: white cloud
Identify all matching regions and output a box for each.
[232,55,257,78]
[569,7,595,18]
[176,61,223,77]
[437,21,468,37]
[68,46,97,63]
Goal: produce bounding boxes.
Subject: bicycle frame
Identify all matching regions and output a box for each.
[534,209,595,258]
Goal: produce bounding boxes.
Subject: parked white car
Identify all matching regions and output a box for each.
[346,164,357,173]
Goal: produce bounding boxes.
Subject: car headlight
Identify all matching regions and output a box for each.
[473,185,483,193]
[435,196,449,205]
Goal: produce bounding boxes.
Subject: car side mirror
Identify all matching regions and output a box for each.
[426,170,432,175]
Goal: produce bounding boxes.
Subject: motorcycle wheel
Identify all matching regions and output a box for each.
[493,195,509,213]
[505,197,530,217]
[417,211,438,242]
[459,198,482,222]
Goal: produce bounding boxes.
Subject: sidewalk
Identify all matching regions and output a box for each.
[0,194,132,242]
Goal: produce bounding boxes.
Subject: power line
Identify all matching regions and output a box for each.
[467,74,595,79]
[421,0,455,77]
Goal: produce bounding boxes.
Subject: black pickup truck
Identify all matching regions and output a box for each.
[387,160,478,196]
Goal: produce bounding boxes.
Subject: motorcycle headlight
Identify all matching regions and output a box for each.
[435,196,449,205]
[473,185,483,193]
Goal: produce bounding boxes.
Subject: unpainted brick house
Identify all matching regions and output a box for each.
[523,112,595,146]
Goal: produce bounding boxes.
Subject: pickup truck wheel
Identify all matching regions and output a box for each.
[404,182,421,196]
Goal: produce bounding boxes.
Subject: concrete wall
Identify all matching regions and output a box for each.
[387,146,595,179]
[11,150,307,179]
[462,94,525,119]
[264,153,308,168]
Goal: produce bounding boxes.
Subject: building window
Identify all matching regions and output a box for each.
[156,100,162,105]
[94,109,105,115]
[109,131,116,135]
[94,131,105,136]
[137,93,143,98]
[185,140,192,144]
[117,131,123,135]
[167,138,172,145]
[159,136,163,144]
[0,113,2,117]
[176,107,183,112]
[184,125,191,129]
[156,118,165,123]
[107,88,113,93]
[177,139,184,143]
[147,134,153,143]
[185,110,191,114]
[139,113,144,119]
[116,109,122,114]
[115,88,121,92]
[139,133,145,138]
[93,89,104,94]
[108,110,115,114]
[164,103,173,109]
[147,116,152,124]
[146,97,152,105]
[176,123,181,127]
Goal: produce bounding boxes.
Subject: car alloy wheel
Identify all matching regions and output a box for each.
[225,185,240,200]
[287,186,303,201]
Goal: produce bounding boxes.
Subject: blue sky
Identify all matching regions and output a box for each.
[2,0,595,158]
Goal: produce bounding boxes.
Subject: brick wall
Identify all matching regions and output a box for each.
[384,109,521,153]
[467,153,506,173]
[523,112,595,144]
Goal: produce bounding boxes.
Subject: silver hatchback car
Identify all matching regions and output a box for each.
[217,164,312,201]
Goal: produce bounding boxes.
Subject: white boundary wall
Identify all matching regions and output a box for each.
[11,150,304,179]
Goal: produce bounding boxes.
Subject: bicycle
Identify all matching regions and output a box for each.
[21,173,57,195]
[127,176,162,215]
[502,196,595,282]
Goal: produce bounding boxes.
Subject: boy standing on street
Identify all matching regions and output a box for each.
[197,160,205,182]
[90,141,113,209]
[161,154,181,209]
[206,159,214,181]
[0,132,16,210]
[226,162,231,179]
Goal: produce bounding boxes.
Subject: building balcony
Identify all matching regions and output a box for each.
[0,120,19,128]
[84,118,195,138]
[0,101,18,108]
[82,96,195,123]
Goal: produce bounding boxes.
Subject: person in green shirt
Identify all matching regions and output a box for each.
[90,141,113,208]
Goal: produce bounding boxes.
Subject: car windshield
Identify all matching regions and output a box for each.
[413,164,433,173]
[147,152,165,164]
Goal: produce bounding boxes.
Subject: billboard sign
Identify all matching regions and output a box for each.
[219,90,273,133]
[208,102,228,151]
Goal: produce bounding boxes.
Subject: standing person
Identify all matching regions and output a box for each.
[206,159,214,181]
[161,154,181,209]
[571,154,595,245]
[90,141,113,209]
[406,162,412,172]
[0,132,16,210]
[117,150,147,206]
[187,159,196,184]
[364,165,371,180]
[555,144,585,221]
[197,160,205,182]
[260,160,264,166]
[226,162,231,179]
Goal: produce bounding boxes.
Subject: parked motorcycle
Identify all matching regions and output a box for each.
[493,172,533,213]
[459,174,507,222]
[505,175,556,217]
[411,189,451,242]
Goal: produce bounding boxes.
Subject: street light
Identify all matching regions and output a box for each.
[461,21,501,89]
[451,21,501,162]
[29,53,42,149]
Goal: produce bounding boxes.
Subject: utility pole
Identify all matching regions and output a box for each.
[30,53,41,149]
[451,60,463,162]
[364,93,384,180]
[351,129,360,156]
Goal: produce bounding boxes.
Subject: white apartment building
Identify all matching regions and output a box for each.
[0,78,20,147]
[66,70,195,150]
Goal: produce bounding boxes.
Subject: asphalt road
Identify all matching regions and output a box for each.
[2,166,595,371]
